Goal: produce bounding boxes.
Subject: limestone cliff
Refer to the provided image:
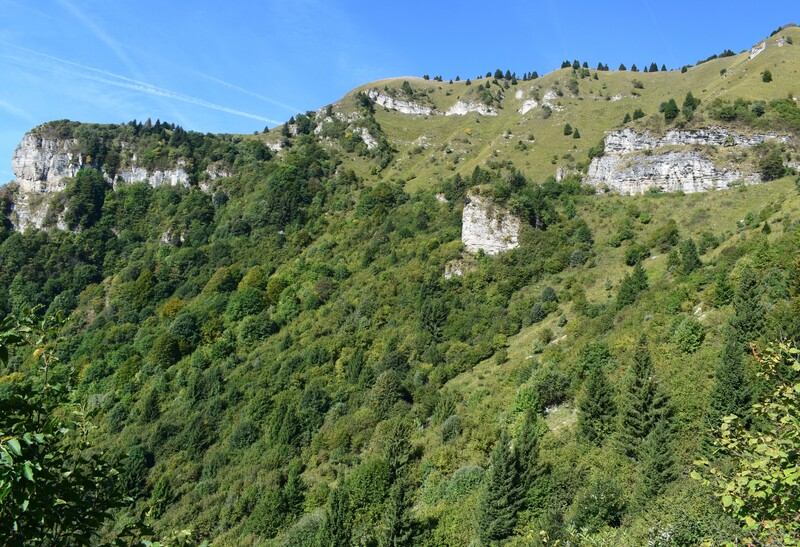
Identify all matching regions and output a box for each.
[6,129,219,231]
[586,127,788,194]
[461,193,520,255]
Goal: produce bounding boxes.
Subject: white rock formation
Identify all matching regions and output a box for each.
[461,193,520,255]
[602,127,780,154]
[12,134,83,193]
[587,150,756,194]
[353,127,378,149]
[749,41,766,59]
[518,99,539,114]
[366,90,433,115]
[446,101,498,116]
[585,127,784,194]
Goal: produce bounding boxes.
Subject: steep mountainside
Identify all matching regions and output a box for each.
[1,26,800,546]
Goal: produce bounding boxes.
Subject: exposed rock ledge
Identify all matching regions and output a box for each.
[11,133,204,194]
[446,101,498,116]
[586,127,785,194]
[367,90,433,115]
[461,193,520,255]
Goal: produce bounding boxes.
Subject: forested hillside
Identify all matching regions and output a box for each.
[1,26,800,546]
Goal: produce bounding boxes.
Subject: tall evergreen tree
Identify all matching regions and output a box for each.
[636,417,677,504]
[618,335,669,459]
[706,328,752,431]
[578,364,617,445]
[712,268,734,307]
[679,238,702,275]
[380,472,415,547]
[477,431,522,543]
[729,265,764,349]
[317,486,352,547]
[516,411,548,513]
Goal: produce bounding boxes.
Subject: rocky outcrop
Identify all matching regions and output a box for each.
[115,163,190,188]
[586,127,786,194]
[750,41,766,59]
[602,127,781,154]
[12,134,84,193]
[446,101,498,116]
[367,90,433,115]
[11,131,199,194]
[7,130,225,231]
[461,193,520,255]
[587,150,757,194]
[518,100,539,115]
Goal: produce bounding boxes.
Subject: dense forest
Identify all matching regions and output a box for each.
[2,26,800,547]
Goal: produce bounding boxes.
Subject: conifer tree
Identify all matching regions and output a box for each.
[380,473,415,547]
[616,262,648,309]
[317,486,352,547]
[661,64,667,71]
[679,238,702,275]
[636,417,677,503]
[516,411,548,512]
[563,123,573,135]
[706,328,752,431]
[477,431,522,543]
[572,128,581,139]
[619,63,627,71]
[730,265,764,349]
[712,268,734,307]
[618,335,669,459]
[578,364,617,445]
[623,113,632,124]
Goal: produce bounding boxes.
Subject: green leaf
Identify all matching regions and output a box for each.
[6,438,21,457]
[22,461,34,481]
[721,494,734,507]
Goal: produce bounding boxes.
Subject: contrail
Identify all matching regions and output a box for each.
[0,98,34,123]
[0,43,281,125]
[193,71,301,114]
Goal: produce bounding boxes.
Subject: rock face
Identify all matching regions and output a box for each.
[446,101,498,116]
[7,130,213,231]
[367,90,433,115]
[518,99,539,115]
[461,193,520,255]
[586,127,785,194]
[12,134,84,193]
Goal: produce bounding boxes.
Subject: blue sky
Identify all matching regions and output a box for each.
[0,0,795,183]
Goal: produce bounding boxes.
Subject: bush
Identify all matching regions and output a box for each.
[761,69,773,83]
[673,316,705,353]
[759,148,786,181]
[441,414,462,442]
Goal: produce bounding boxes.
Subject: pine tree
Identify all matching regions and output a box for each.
[477,431,522,543]
[636,417,677,504]
[572,128,581,139]
[679,238,702,275]
[649,62,659,72]
[616,263,648,309]
[619,63,627,71]
[618,335,669,459]
[730,265,764,349]
[706,328,752,431]
[516,411,548,513]
[623,113,632,124]
[661,64,667,71]
[380,472,415,547]
[563,123,573,135]
[712,268,734,307]
[578,364,617,445]
[317,486,352,547]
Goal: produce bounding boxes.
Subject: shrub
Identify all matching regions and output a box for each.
[441,414,462,442]
[761,69,773,83]
[673,316,705,353]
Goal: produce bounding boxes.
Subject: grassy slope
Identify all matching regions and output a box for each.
[293,26,799,193]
